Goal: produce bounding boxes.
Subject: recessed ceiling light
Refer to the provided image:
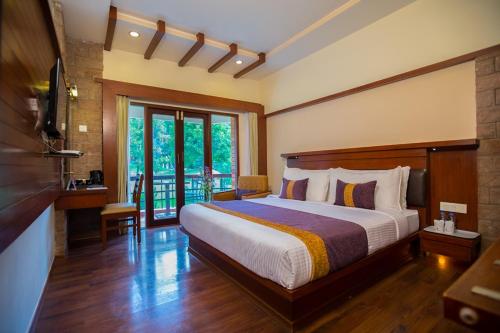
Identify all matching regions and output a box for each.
[129,31,140,38]
[235,60,243,65]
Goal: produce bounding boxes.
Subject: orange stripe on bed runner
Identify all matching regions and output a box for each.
[200,202,330,280]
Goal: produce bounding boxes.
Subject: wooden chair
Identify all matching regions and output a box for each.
[213,175,272,201]
[100,174,144,249]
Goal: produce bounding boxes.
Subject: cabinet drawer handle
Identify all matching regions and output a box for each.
[459,307,479,325]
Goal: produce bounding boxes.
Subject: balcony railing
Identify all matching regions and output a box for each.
[129,173,233,214]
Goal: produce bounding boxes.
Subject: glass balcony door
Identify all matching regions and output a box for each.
[128,104,146,222]
[145,108,180,226]
[143,107,237,227]
[145,108,209,227]
[181,113,209,205]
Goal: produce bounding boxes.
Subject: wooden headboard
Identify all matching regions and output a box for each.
[281,139,479,231]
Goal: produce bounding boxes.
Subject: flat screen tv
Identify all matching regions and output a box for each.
[44,57,62,138]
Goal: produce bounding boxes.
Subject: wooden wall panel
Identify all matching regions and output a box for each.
[429,150,478,231]
[286,148,428,170]
[0,0,62,253]
[284,140,479,232]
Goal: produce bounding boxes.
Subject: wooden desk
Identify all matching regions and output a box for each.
[55,188,108,250]
[55,188,108,210]
[443,238,500,332]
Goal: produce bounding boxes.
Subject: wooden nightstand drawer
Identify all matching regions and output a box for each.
[421,238,474,261]
[420,231,480,263]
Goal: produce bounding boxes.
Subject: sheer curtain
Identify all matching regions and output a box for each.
[248,112,259,175]
[116,95,129,203]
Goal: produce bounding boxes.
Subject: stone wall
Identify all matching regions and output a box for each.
[50,0,104,254]
[476,49,500,249]
[51,38,104,256]
[65,37,104,180]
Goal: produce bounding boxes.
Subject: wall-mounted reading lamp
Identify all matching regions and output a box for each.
[69,84,78,99]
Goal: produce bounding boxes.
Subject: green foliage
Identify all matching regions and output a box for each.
[184,120,204,173]
[211,122,232,174]
[129,117,145,175]
[152,116,176,174]
[128,115,234,176]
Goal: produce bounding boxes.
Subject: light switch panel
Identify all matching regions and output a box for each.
[61,123,66,131]
[28,98,38,111]
[440,202,467,214]
[78,125,87,133]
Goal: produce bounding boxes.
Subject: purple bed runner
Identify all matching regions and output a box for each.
[208,200,368,273]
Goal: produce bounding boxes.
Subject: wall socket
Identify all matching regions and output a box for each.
[78,124,87,133]
[440,202,467,214]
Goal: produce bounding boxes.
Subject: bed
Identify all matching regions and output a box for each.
[180,146,429,330]
[181,196,420,289]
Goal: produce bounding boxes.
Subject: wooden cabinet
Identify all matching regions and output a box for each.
[420,230,480,263]
[55,189,108,249]
[443,238,500,331]
[429,150,478,231]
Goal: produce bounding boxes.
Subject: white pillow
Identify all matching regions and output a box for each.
[328,167,403,210]
[283,167,330,202]
[326,168,341,204]
[400,166,410,209]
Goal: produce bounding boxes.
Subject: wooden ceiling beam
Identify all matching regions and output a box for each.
[178,33,205,67]
[233,52,265,79]
[208,43,237,73]
[104,5,117,51]
[144,20,166,59]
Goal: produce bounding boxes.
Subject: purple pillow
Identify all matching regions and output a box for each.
[334,179,376,210]
[235,188,257,200]
[279,178,308,201]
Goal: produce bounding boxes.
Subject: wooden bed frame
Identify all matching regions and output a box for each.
[181,139,478,331]
[185,228,419,330]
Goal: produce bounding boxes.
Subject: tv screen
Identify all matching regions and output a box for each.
[45,58,62,138]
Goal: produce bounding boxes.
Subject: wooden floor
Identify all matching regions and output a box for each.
[35,227,474,333]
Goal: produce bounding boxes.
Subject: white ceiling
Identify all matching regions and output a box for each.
[60,0,415,79]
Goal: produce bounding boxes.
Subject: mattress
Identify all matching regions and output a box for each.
[180,196,419,289]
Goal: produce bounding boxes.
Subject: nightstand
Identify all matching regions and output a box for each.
[443,238,500,331]
[420,227,481,263]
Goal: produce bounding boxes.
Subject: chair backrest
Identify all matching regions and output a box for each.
[133,174,144,210]
[237,175,268,192]
[131,177,139,201]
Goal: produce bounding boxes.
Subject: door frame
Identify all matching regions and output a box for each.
[102,79,265,204]
[139,103,240,228]
[179,111,210,207]
[144,106,181,227]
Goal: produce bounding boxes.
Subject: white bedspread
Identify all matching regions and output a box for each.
[180,196,419,289]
